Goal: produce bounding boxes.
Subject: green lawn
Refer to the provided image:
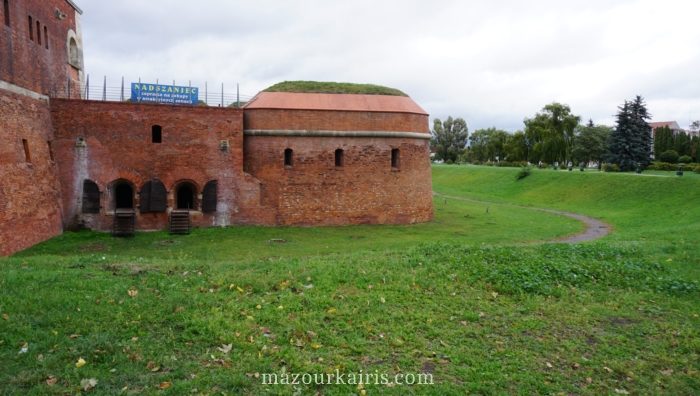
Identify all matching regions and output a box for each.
[1,166,698,395]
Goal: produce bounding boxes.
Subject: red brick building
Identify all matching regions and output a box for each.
[0,1,433,256]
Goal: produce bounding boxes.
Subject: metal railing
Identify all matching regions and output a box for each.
[50,75,255,108]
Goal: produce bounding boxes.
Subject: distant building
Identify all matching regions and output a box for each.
[649,121,684,135]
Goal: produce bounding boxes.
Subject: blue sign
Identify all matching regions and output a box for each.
[130,83,199,105]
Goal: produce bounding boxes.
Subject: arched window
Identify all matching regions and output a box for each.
[202,180,217,213]
[4,0,10,27]
[35,20,40,46]
[27,15,32,40]
[139,179,167,213]
[43,25,48,49]
[335,148,344,167]
[82,180,100,213]
[113,181,134,209]
[284,148,293,167]
[151,125,162,143]
[68,36,81,69]
[175,182,196,210]
[391,148,400,169]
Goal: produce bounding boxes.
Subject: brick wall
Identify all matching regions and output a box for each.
[244,109,429,132]
[0,0,81,96]
[243,108,434,225]
[50,99,274,232]
[0,89,63,255]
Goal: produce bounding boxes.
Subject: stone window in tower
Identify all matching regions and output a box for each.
[335,148,344,167]
[27,15,32,40]
[391,148,400,170]
[284,148,293,168]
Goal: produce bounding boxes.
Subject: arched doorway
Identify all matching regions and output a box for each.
[114,182,134,209]
[175,183,196,210]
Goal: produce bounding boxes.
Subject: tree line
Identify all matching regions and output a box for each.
[431,96,700,169]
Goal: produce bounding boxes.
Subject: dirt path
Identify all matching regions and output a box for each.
[433,192,612,243]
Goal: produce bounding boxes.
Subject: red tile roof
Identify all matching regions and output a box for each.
[245,92,428,115]
[649,121,681,130]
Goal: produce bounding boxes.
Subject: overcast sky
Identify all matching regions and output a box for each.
[77,0,700,132]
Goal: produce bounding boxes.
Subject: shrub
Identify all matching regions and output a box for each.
[648,161,676,171]
[694,165,700,174]
[515,166,532,181]
[602,163,620,172]
[678,155,692,164]
[659,150,679,163]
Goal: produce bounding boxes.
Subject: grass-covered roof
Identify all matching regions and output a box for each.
[263,81,407,96]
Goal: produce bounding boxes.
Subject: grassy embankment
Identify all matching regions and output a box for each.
[0,166,698,395]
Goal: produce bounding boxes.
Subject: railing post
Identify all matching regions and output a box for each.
[85,74,89,100]
[221,83,224,107]
[102,76,106,101]
[120,76,124,101]
[205,81,208,106]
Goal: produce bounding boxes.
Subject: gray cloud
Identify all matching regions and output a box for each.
[77,0,700,131]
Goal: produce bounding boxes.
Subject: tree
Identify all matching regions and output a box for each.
[504,131,528,162]
[431,116,468,163]
[607,96,652,170]
[469,128,509,162]
[523,103,580,164]
[653,126,674,159]
[572,121,612,167]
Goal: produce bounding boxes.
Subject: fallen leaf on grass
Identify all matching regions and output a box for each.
[614,389,629,395]
[217,344,232,354]
[46,376,57,386]
[127,289,138,297]
[18,343,28,354]
[76,357,86,368]
[80,378,97,391]
[2,313,8,320]
[69,334,80,339]
[660,368,673,376]
[545,362,553,369]
[146,361,160,372]
[603,366,613,373]
[159,381,171,390]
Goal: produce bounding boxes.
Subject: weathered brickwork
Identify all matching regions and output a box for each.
[0,0,83,96]
[0,1,434,255]
[244,109,429,132]
[244,135,433,225]
[0,90,63,255]
[50,99,274,231]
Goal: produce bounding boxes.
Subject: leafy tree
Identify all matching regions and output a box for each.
[431,117,468,162]
[504,131,529,162]
[607,96,652,170]
[469,128,509,162]
[523,103,580,164]
[572,120,612,166]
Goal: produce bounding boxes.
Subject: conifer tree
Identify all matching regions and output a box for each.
[607,96,652,170]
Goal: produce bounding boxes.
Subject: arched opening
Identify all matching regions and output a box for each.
[82,180,100,213]
[202,180,217,213]
[114,182,134,209]
[175,183,196,210]
[139,179,167,213]
[335,148,344,167]
[391,148,400,169]
[151,125,162,143]
[68,36,81,69]
[284,148,293,167]
[4,0,11,27]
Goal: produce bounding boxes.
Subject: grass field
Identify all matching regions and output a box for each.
[1,166,698,395]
